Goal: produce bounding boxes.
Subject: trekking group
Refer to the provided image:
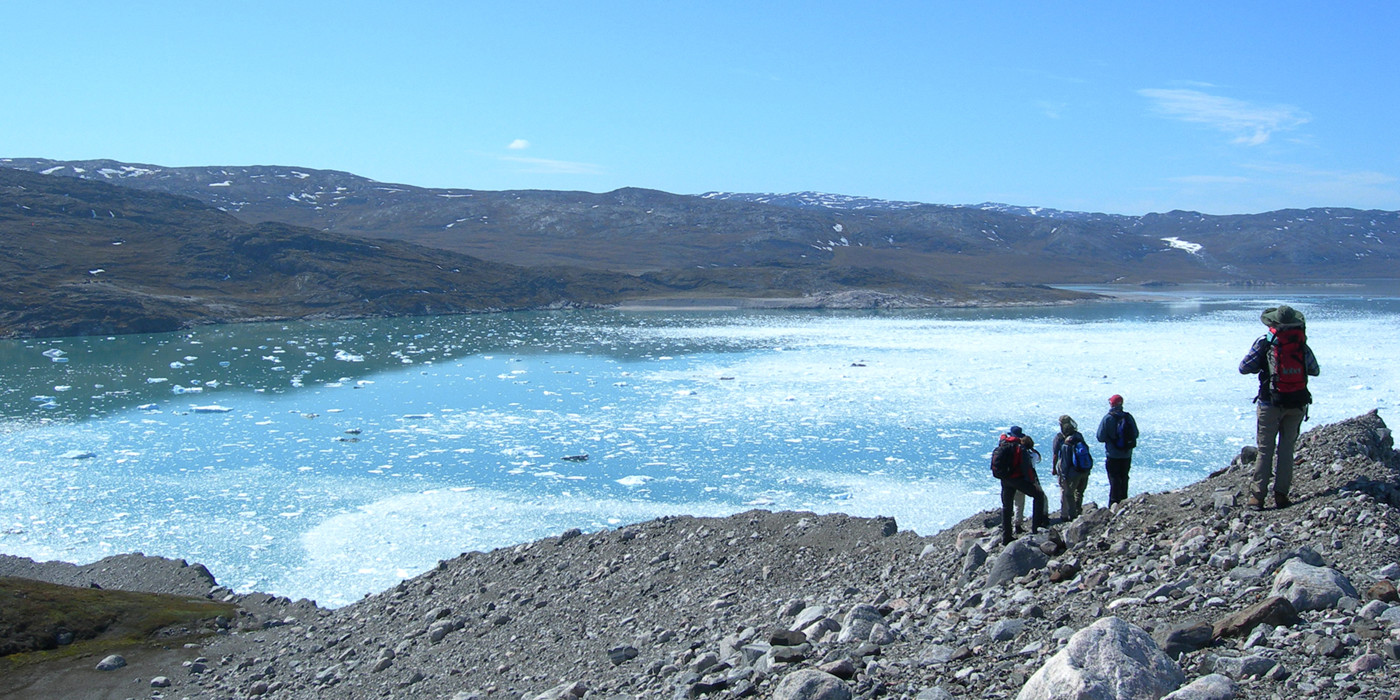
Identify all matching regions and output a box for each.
[989,304,1320,546]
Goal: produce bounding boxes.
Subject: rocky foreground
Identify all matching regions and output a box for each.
[1,411,1397,700]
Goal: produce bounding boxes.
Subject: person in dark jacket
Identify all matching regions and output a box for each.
[994,426,1048,545]
[1096,395,1139,506]
[1051,414,1090,520]
[1239,304,1320,509]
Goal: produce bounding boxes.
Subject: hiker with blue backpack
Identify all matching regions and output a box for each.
[1096,394,1139,506]
[1239,305,1320,510]
[990,426,1048,545]
[1051,415,1093,520]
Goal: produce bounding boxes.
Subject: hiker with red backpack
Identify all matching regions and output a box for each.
[1239,305,1320,510]
[1096,394,1139,507]
[990,426,1048,545]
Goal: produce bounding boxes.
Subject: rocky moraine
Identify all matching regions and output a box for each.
[1,411,1397,699]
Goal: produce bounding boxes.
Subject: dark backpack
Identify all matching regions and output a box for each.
[1059,436,1093,475]
[1113,413,1138,450]
[990,437,1022,479]
[1267,328,1312,408]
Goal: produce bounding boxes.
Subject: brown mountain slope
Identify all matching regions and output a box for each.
[0,167,663,338]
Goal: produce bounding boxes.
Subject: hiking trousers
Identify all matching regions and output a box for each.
[1253,404,1305,501]
[1105,457,1131,506]
[1000,476,1047,544]
[1058,470,1090,520]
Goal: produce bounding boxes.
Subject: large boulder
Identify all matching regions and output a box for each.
[772,669,852,700]
[1017,617,1185,700]
[988,540,1050,587]
[1269,560,1358,612]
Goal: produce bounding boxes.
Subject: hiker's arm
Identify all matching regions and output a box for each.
[1305,345,1320,376]
[1238,337,1268,374]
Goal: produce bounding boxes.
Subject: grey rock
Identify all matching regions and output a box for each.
[989,618,1027,642]
[1162,673,1237,700]
[95,654,126,671]
[150,676,171,688]
[1211,654,1277,679]
[918,643,956,666]
[428,619,454,642]
[837,604,883,643]
[1379,606,1400,623]
[1349,654,1385,673]
[1154,620,1213,659]
[1017,616,1185,700]
[608,644,639,666]
[1269,560,1358,611]
[530,680,589,699]
[1373,562,1400,580]
[771,668,851,700]
[867,622,896,645]
[1357,599,1391,619]
[962,543,988,580]
[792,605,828,631]
[987,540,1049,587]
[915,688,954,700]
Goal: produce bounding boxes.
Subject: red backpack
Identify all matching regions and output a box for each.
[1267,328,1311,408]
[990,435,1023,479]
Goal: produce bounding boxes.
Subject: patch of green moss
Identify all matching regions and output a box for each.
[0,577,236,663]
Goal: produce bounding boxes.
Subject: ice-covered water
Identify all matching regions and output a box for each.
[1,290,1395,606]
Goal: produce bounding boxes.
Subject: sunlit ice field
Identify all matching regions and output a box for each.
[1,291,1394,606]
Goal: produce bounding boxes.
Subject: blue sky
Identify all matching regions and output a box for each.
[4,2,1397,215]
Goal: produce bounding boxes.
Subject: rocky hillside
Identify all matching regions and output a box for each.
[8,158,1400,286]
[1,412,1396,699]
[0,166,1091,338]
[0,166,683,339]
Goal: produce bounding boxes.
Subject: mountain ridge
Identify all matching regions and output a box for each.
[8,158,1400,287]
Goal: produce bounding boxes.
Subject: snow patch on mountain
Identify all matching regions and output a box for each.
[1161,236,1204,255]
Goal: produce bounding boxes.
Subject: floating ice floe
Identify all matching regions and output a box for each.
[147,377,168,384]
[334,350,365,362]
[191,405,234,413]
[137,404,160,411]
[171,385,203,394]
[615,475,654,486]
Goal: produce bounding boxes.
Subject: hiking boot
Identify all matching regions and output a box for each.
[1247,496,1264,511]
[1274,492,1292,509]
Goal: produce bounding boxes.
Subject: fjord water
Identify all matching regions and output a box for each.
[2,290,1395,606]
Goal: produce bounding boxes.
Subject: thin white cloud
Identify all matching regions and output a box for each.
[1138,88,1310,146]
[507,139,530,150]
[1037,101,1067,119]
[499,155,603,175]
[1168,175,1250,184]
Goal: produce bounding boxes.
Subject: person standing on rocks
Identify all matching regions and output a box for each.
[992,426,1048,545]
[1096,395,1138,506]
[1011,434,1044,533]
[1051,414,1091,520]
[1239,304,1320,510]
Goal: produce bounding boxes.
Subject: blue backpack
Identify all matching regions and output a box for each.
[1060,437,1093,475]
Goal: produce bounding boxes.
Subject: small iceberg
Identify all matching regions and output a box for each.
[191,405,234,413]
[615,475,654,487]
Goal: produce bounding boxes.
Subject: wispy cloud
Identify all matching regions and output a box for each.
[1138,88,1310,146]
[1168,174,1250,185]
[507,139,530,150]
[499,155,603,175]
[1037,101,1067,119]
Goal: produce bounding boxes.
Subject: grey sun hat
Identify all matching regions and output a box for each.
[1261,305,1305,329]
[1058,415,1077,432]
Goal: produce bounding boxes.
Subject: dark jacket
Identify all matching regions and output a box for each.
[1096,409,1138,459]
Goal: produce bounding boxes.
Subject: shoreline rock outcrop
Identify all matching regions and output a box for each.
[1,411,1396,699]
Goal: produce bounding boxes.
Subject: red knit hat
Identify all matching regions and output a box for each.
[1109,394,1123,406]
